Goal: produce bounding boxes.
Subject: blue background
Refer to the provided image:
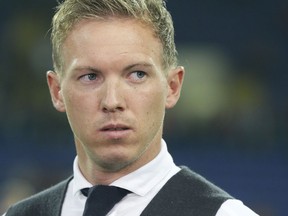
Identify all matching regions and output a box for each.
[1,1,287,215]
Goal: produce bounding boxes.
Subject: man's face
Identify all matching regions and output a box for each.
[47,18,183,174]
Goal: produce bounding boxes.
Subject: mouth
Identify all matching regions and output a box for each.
[99,124,132,139]
[101,124,130,131]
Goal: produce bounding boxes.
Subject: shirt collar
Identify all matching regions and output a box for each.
[73,139,177,197]
[72,157,93,196]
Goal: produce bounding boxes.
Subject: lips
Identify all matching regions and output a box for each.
[99,124,131,139]
[100,124,130,131]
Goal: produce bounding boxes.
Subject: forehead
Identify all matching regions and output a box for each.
[61,18,163,72]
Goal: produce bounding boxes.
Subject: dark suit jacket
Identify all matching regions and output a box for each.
[5,167,233,216]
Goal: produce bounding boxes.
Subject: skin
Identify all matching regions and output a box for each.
[47,18,184,185]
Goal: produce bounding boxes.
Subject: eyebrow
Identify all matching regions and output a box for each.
[124,62,153,70]
[123,62,154,71]
[73,62,154,73]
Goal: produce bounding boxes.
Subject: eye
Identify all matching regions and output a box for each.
[129,71,147,82]
[79,73,98,82]
[136,71,146,78]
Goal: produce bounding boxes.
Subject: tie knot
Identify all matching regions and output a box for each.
[81,188,89,197]
[81,185,131,216]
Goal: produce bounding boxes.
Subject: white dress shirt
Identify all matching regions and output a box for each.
[60,139,259,216]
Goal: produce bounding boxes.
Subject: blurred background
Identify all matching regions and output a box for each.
[0,0,287,215]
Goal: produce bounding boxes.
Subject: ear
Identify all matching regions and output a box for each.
[46,71,66,112]
[165,66,185,109]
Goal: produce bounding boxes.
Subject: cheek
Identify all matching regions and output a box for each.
[62,90,80,114]
[62,88,92,129]
[135,87,167,125]
[62,84,95,113]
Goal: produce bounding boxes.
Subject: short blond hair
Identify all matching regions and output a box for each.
[51,0,177,73]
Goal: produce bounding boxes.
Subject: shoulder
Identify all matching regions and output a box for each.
[171,166,233,200]
[174,167,259,216]
[141,166,233,216]
[176,166,233,199]
[5,177,72,216]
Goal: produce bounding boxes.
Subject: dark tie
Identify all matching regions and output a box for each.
[81,185,131,216]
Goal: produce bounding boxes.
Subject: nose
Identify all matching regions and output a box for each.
[100,79,125,113]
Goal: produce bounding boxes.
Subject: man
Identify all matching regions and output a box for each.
[5,0,259,215]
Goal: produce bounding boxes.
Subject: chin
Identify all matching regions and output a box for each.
[96,152,138,172]
[98,159,133,172]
